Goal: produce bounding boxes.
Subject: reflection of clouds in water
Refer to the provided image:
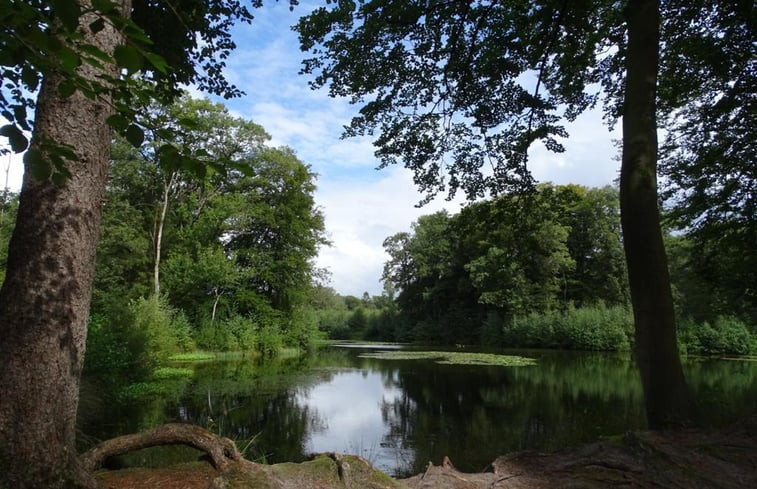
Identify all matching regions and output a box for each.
[294,369,411,475]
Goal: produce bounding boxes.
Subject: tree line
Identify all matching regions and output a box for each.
[308,183,755,356]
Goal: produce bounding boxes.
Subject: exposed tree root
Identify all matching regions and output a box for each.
[87,418,757,489]
[79,423,241,472]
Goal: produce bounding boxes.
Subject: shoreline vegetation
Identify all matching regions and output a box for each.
[91,416,757,489]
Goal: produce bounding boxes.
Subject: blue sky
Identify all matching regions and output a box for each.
[3,1,622,297]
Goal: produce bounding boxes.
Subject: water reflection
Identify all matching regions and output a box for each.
[79,346,757,476]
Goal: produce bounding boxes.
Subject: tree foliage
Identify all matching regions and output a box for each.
[296,0,627,201]
[379,184,628,345]
[0,0,290,178]
[93,95,327,351]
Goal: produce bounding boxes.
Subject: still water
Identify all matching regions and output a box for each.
[80,344,757,476]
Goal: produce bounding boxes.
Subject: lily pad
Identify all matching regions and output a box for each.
[359,350,537,367]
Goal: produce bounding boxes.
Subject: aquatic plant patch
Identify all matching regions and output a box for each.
[359,350,537,367]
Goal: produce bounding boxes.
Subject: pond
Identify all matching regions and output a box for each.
[78,344,757,477]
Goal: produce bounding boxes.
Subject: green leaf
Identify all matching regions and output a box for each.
[0,124,28,153]
[25,148,51,181]
[158,144,180,171]
[57,79,77,98]
[51,171,69,186]
[179,155,206,178]
[91,0,118,14]
[122,22,153,45]
[21,66,39,92]
[79,44,111,64]
[155,128,174,140]
[89,18,105,34]
[12,106,30,131]
[125,124,144,147]
[178,117,200,129]
[114,45,143,74]
[144,52,168,74]
[52,143,79,162]
[106,114,130,132]
[59,47,81,71]
[52,0,82,32]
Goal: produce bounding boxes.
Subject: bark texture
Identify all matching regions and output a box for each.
[153,171,178,295]
[0,2,128,488]
[619,0,693,429]
[80,423,242,472]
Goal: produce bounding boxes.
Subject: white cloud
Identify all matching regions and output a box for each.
[314,166,464,296]
[528,107,621,187]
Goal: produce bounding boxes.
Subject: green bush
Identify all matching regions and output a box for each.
[130,296,180,365]
[225,316,257,351]
[84,309,152,387]
[285,308,323,352]
[677,315,755,355]
[255,323,283,358]
[85,295,191,395]
[195,319,241,351]
[506,304,633,351]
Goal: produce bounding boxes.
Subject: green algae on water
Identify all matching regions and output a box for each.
[359,350,537,367]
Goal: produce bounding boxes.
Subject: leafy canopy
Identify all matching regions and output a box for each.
[296,1,753,206]
[296,0,625,202]
[0,0,296,178]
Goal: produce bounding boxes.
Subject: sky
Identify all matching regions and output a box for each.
[2,1,621,297]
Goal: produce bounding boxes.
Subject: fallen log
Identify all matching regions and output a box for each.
[80,423,241,472]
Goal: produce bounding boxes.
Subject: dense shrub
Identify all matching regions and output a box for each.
[502,304,633,351]
[195,320,236,351]
[677,316,755,355]
[255,323,283,358]
[84,309,152,387]
[84,295,192,392]
[285,308,323,352]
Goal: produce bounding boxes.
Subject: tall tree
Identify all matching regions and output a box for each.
[619,0,691,426]
[295,0,752,427]
[0,3,130,487]
[0,1,257,487]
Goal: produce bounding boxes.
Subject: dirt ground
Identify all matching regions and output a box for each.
[95,417,757,489]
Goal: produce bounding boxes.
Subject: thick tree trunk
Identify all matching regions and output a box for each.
[620,0,693,429]
[0,3,127,488]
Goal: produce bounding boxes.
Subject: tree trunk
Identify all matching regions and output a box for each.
[154,171,177,295]
[0,3,128,488]
[620,0,693,429]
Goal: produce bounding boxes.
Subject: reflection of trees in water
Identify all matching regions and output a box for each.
[377,353,648,475]
[80,347,757,474]
[377,352,757,475]
[178,356,337,463]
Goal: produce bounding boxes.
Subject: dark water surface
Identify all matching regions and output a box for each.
[80,344,757,476]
